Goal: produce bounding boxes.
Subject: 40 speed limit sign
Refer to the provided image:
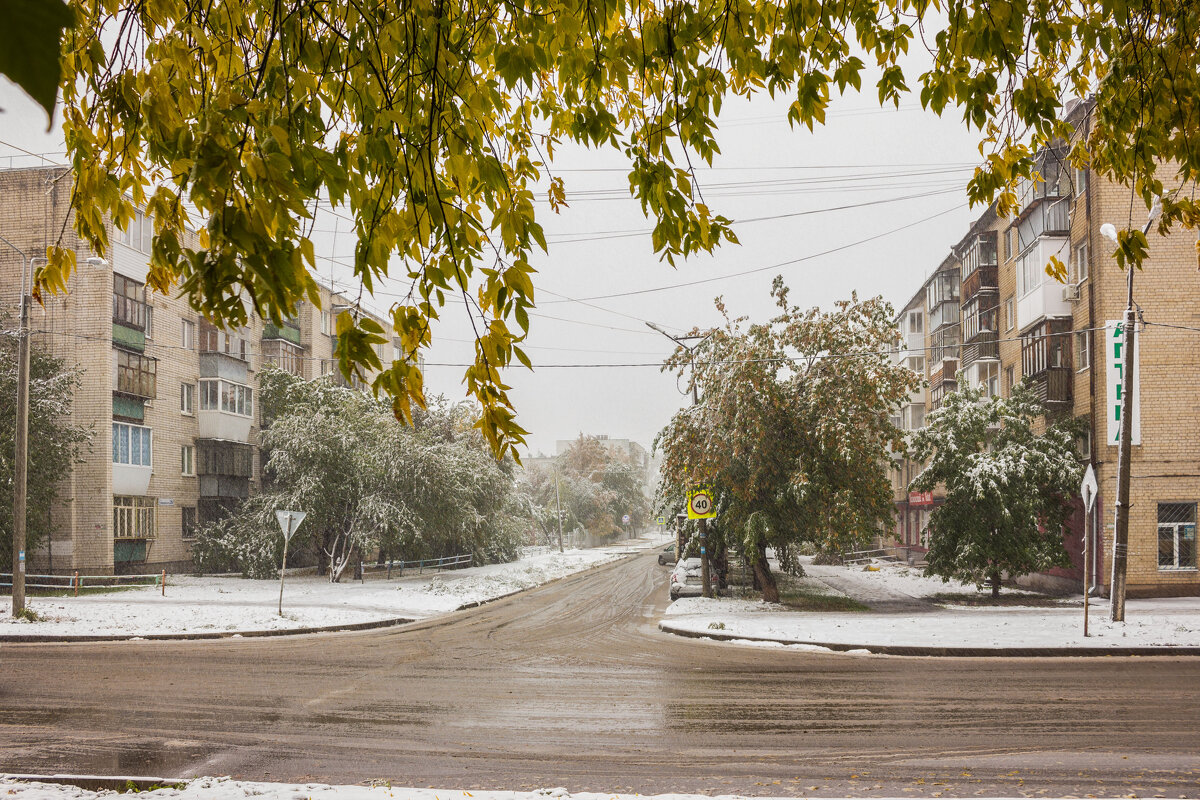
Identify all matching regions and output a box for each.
[687,487,716,520]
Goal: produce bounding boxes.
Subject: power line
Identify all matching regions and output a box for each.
[540,203,969,304]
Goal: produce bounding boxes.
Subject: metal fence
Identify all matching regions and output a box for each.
[359,553,473,578]
[1,571,166,595]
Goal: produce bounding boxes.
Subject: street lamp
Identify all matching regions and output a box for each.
[1101,197,1160,623]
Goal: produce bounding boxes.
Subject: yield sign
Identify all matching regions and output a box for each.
[275,510,307,541]
[1080,465,1099,513]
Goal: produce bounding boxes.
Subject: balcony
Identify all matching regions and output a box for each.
[929,301,959,331]
[930,358,958,389]
[961,330,999,368]
[1016,237,1071,331]
[1028,366,1073,409]
[197,439,253,500]
[113,349,157,399]
[263,320,302,346]
[961,264,998,303]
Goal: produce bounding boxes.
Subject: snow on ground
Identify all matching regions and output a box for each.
[663,559,1200,650]
[0,536,669,638]
[0,778,1003,800]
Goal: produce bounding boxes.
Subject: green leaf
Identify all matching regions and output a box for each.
[0,0,73,125]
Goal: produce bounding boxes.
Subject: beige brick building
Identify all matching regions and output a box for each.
[886,98,1200,597]
[1,165,395,575]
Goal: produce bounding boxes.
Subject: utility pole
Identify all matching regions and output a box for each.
[553,461,564,553]
[1103,200,1159,622]
[1,236,39,619]
[647,322,715,595]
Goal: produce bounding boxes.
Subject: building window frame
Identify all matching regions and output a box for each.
[1158,502,1197,571]
[181,319,195,351]
[181,444,195,476]
[113,495,157,539]
[181,506,197,540]
[1075,330,1092,372]
[1005,297,1014,331]
[181,382,195,415]
[115,349,157,398]
[1074,241,1089,283]
[112,274,148,330]
[112,422,152,467]
[116,209,153,253]
[198,378,253,417]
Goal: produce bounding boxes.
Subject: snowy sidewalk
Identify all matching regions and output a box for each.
[660,560,1200,655]
[0,534,671,641]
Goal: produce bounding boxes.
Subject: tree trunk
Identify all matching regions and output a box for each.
[753,541,779,603]
[990,570,1001,598]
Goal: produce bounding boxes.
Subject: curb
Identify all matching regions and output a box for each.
[2,774,185,792]
[658,621,1200,658]
[0,545,659,645]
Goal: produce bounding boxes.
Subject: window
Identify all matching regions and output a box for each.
[181,445,195,476]
[199,379,253,417]
[1006,365,1015,395]
[115,349,157,398]
[1004,228,1013,261]
[181,320,195,350]
[144,305,154,339]
[200,380,220,411]
[199,321,249,360]
[263,340,303,376]
[112,423,152,467]
[181,383,195,415]
[112,274,148,330]
[181,506,197,540]
[1073,166,1088,198]
[907,355,925,375]
[1078,425,1092,461]
[1075,330,1092,371]
[1074,241,1089,283]
[908,312,923,334]
[113,496,157,539]
[1158,503,1197,570]
[321,310,332,335]
[1005,297,1014,331]
[116,209,153,253]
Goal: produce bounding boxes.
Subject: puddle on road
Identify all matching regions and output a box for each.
[3,739,216,779]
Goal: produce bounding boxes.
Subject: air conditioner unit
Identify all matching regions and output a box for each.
[1062,283,1082,302]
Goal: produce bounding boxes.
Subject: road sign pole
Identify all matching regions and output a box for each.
[278,513,291,617]
[1080,464,1098,637]
[699,517,711,598]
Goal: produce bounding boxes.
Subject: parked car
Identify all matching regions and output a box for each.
[657,544,676,566]
[668,557,717,601]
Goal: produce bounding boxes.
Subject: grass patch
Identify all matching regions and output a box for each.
[28,584,150,598]
[776,573,869,612]
[930,591,1073,608]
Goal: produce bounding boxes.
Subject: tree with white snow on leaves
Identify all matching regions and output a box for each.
[909,383,1084,597]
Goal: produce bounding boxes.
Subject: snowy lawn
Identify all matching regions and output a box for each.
[0,536,668,639]
[662,559,1200,650]
[0,778,983,800]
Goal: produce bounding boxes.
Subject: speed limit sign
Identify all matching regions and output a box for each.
[687,487,716,519]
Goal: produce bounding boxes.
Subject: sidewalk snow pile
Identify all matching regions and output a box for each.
[0,778,827,800]
[0,543,653,639]
[663,559,1200,650]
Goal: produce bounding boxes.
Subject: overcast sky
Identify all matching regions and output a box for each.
[1,52,985,458]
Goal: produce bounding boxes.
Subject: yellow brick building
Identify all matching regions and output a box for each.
[887,98,1200,597]
[1,165,395,575]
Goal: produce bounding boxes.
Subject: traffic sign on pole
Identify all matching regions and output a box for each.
[275,510,307,616]
[1080,464,1098,513]
[687,487,716,520]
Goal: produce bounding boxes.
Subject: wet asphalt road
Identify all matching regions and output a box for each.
[2,552,1200,797]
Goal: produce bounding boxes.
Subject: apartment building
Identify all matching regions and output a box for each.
[0,165,396,575]
[888,287,931,549]
[885,98,1200,596]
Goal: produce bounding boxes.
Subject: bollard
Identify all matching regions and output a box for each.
[161,569,166,596]
[73,571,79,597]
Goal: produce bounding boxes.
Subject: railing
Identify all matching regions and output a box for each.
[1,571,166,594]
[842,548,901,566]
[359,553,473,578]
[961,330,999,367]
[1031,365,1073,406]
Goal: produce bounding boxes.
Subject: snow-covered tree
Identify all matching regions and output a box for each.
[0,330,91,569]
[655,279,920,601]
[193,367,524,581]
[909,384,1084,597]
[519,435,650,544]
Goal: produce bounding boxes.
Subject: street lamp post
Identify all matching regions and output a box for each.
[1100,199,1160,623]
